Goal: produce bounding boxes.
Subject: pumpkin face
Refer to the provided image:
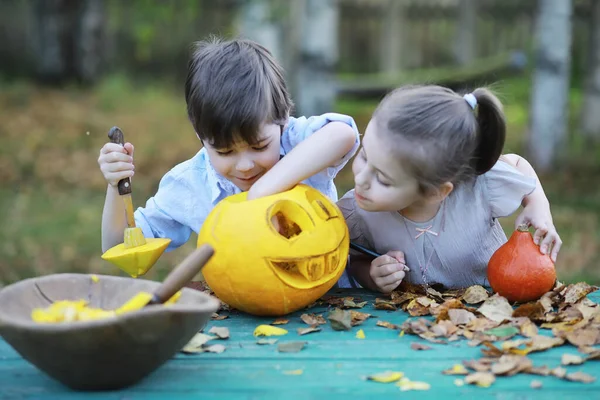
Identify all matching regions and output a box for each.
[197,184,349,316]
[487,224,556,303]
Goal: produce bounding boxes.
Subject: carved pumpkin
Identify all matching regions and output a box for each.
[197,184,349,316]
[487,224,556,303]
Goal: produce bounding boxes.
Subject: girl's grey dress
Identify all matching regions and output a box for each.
[336,160,536,289]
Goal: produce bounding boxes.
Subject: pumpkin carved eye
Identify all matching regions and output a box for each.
[269,200,314,240]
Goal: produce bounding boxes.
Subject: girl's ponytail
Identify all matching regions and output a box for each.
[471,88,506,175]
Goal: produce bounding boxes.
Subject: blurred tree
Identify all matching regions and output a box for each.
[33,0,105,84]
[295,0,338,116]
[528,0,573,172]
[454,0,476,66]
[581,0,600,141]
[237,0,282,62]
[379,0,405,74]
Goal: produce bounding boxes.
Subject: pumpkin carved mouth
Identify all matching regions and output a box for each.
[268,246,344,289]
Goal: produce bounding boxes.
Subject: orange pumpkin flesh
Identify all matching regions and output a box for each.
[487,224,556,303]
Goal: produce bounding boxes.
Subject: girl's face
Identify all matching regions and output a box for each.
[204,123,282,191]
[352,119,423,212]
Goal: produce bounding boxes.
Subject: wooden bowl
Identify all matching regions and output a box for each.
[0,273,220,391]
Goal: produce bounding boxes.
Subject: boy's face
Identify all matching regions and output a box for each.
[203,123,282,191]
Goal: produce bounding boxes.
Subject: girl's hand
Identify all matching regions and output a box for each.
[370,251,410,293]
[515,204,562,262]
[98,142,135,187]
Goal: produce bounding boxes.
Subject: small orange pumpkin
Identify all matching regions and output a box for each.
[487,224,556,303]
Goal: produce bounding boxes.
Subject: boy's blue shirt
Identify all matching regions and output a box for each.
[134,113,360,251]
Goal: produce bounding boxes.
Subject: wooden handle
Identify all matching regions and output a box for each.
[108,126,132,196]
[149,245,215,305]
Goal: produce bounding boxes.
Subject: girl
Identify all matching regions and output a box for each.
[98,37,359,253]
[338,85,561,293]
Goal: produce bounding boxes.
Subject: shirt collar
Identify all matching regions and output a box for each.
[201,148,241,206]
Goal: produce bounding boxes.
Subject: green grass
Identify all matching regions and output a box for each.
[0,73,598,288]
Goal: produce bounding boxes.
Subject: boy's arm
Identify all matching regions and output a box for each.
[247,121,357,200]
[101,185,128,252]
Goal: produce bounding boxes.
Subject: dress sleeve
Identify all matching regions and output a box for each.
[483,159,536,218]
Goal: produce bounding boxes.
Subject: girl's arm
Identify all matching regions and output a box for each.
[247,122,357,199]
[101,185,128,252]
[501,153,562,261]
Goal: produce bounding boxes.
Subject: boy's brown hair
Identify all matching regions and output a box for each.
[185,37,293,149]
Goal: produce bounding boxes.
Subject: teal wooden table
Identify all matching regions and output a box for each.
[1,289,599,399]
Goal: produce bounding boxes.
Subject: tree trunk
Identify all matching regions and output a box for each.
[527,0,573,172]
[295,0,338,117]
[454,0,477,66]
[33,0,105,84]
[237,0,282,62]
[379,0,404,74]
[581,0,600,141]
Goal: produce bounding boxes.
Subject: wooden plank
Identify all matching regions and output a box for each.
[0,289,598,398]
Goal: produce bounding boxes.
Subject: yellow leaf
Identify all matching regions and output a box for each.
[442,364,469,375]
[90,274,99,283]
[253,325,288,337]
[399,330,405,337]
[397,378,431,391]
[356,329,366,339]
[367,371,404,383]
[283,369,303,375]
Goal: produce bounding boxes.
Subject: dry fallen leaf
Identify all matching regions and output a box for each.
[208,326,230,339]
[526,335,565,353]
[407,299,431,317]
[350,310,372,326]
[490,355,532,376]
[366,371,404,383]
[375,298,398,311]
[565,371,596,383]
[203,344,226,354]
[512,302,546,321]
[530,380,543,389]
[442,364,469,375]
[527,366,552,376]
[277,341,306,353]
[256,338,278,345]
[462,285,490,304]
[253,325,288,337]
[410,342,432,351]
[483,325,519,340]
[465,372,495,387]
[448,309,477,325]
[463,360,492,372]
[297,326,321,336]
[396,377,431,391]
[376,320,398,330]
[211,313,228,320]
[301,313,327,326]
[551,367,567,378]
[565,328,600,348]
[271,318,289,325]
[562,282,597,305]
[283,369,303,375]
[478,294,513,322]
[328,308,352,331]
[561,353,586,365]
[181,333,215,353]
[343,298,368,309]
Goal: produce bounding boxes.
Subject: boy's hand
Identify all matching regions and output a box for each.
[98,142,135,187]
[515,204,562,262]
[370,251,410,293]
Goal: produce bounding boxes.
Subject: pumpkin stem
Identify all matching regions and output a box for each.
[517,224,530,232]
